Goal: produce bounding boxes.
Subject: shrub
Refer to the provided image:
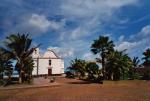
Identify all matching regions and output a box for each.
[141,73,150,80]
[65,71,75,79]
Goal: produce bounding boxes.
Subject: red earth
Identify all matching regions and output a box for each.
[0,77,150,101]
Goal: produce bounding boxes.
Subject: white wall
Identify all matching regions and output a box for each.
[32,66,37,75]
[38,59,48,75]
[51,59,64,74]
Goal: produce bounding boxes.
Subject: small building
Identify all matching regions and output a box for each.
[32,48,64,76]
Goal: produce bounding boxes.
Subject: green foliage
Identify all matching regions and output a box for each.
[69,58,87,79]
[106,50,133,80]
[91,36,114,55]
[128,57,140,80]
[0,49,13,79]
[65,71,75,79]
[142,48,150,67]
[1,33,38,83]
[23,56,34,75]
[132,57,140,67]
[85,62,99,80]
[133,73,140,80]
[68,59,103,83]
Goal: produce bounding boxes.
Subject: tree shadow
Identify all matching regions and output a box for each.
[2,80,19,87]
[67,81,92,84]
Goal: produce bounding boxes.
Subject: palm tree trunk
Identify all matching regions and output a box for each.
[17,63,23,84]
[101,52,106,79]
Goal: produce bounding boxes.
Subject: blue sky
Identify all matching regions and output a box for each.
[0,0,150,67]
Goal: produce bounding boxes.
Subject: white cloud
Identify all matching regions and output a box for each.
[139,25,150,37]
[106,0,138,8]
[4,13,65,36]
[118,19,129,24]
[115,41,140,51]
[83,52,95,61]
[116,25,150,57]
[29,14,60,32]
[61,0,138,18]
[118,35,125,43]
[130,25,150,40]
[59,0,139,42]
[59,26,91,41]
[70,27,89,39]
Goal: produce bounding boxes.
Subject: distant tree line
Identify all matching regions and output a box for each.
[66,36,150,81]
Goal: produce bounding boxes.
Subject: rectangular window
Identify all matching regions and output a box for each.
[49,60,51,65]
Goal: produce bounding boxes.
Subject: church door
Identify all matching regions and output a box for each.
[48,69,52,76]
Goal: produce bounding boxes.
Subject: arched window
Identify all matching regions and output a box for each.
[49,60,51,65]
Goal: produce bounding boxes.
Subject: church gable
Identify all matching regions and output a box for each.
[32,48,60,59]
[43,50,59,58]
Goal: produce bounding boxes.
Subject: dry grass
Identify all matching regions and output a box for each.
[0,77,150,101]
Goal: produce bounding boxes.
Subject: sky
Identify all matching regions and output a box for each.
[0,0,150,67]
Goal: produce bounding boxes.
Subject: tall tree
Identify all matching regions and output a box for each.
[2,34,37,83]
[91,36,114,79]
[106,50,132,80]
[142,48,150,67]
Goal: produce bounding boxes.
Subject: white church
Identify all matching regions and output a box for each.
[32,48,64,76]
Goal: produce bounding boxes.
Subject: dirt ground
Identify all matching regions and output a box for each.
[0,77,150,101]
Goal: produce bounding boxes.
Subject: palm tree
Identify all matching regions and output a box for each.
[142,48,150,67]
[130,57,140,79]
[85,62,99,80]
[22,56,34,83]
[106,50,132,80]
[120,53,133,80]
[70,58,87,79]
[2,34,37,83]
[91,36,114,79]
[106,51,120,80]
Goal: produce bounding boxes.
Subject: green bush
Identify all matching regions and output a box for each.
[134,73,140,79]
[65,71,75,79]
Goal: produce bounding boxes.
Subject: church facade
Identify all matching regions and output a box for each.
[32,48,64,76]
